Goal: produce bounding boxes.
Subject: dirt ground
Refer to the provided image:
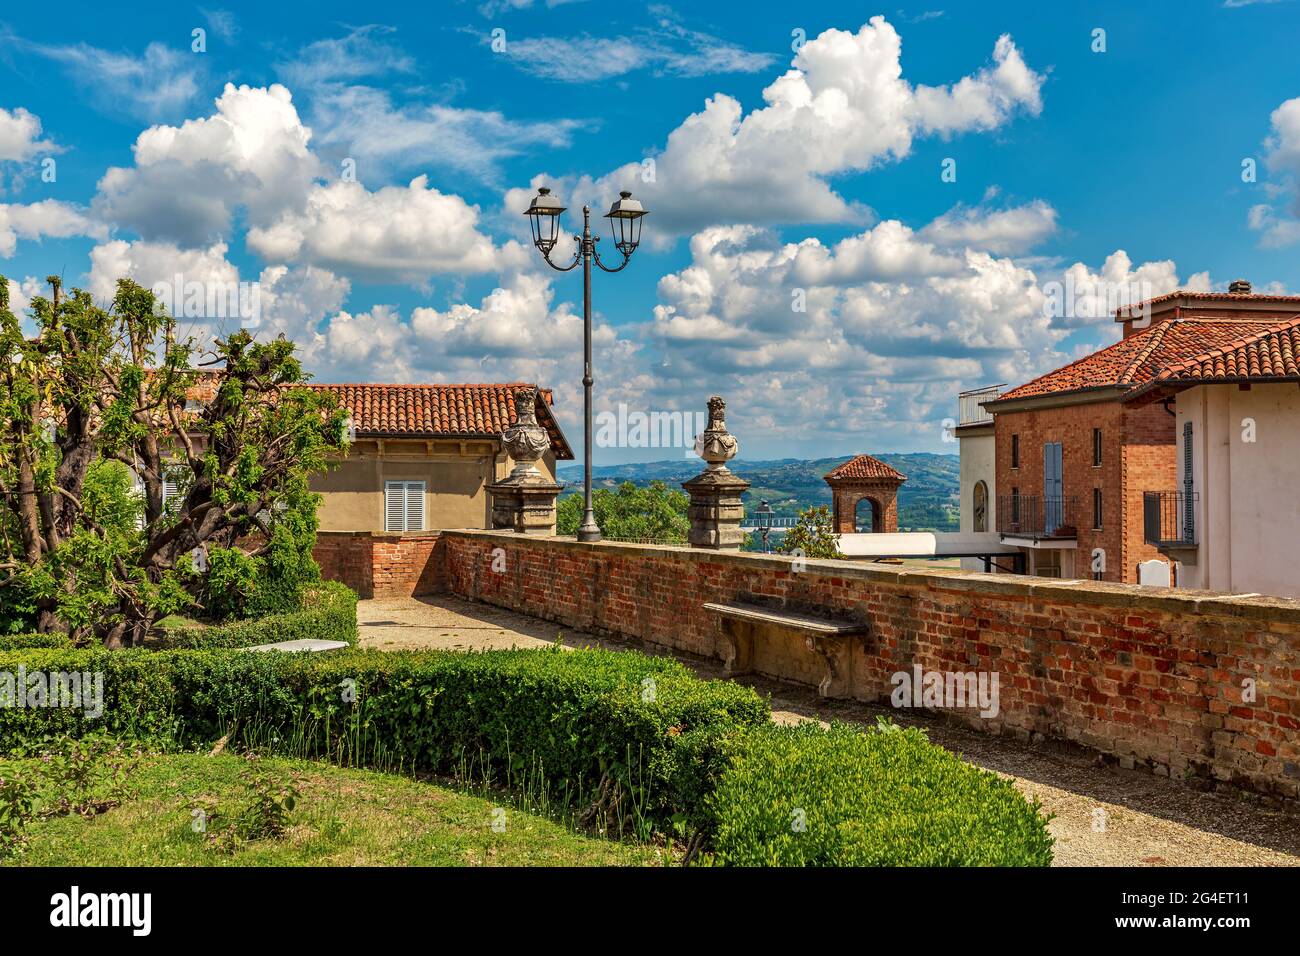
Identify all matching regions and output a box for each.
[358,594,1300,867]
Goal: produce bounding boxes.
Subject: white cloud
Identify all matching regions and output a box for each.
[499,15,775,83]
[1249,96,1300,246]
[1,32,200,123]
[246,176,499,282]
[306,85,586,184]
[93,83,324,247]
[640,219,1213,449]
[0,106,55,163]
[274,25,415,89]
[4,275,41,316]
[199,8,239,41]
[524,16,1044,241]
[919,199,1058,255]
[0,200,106,257]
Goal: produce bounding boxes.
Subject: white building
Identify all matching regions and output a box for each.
[1126,317,1300,598]
[954,384,1006,572]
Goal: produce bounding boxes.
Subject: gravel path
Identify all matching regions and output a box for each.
[358,595,1300,867]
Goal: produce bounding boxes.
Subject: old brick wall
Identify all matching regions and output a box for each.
[314,531,445,599]
[441,530,1300,801]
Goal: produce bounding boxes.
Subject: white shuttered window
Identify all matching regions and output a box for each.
[384,481,425,532]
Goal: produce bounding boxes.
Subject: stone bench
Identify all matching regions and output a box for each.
[703,601,870,698]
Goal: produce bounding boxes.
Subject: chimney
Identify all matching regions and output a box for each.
[1228,278,1252,295]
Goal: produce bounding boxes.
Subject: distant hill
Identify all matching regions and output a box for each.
[558,453,960,532]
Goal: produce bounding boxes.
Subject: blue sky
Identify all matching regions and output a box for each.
[3,0,1300,463]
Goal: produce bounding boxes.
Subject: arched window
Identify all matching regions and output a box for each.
[973,481,988,533]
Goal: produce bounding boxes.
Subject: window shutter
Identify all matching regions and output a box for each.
[385,481,405,532]
[385,481,426,532]
[406,481,425,532]
[162,475,180,508]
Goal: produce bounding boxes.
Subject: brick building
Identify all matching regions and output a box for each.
[980,282,1300,584]
[824,454,906,533]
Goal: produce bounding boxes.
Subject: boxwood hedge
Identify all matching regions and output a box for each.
[0,581,357,653]
[0,643,768,837]
[152,580,358,650]
[706,721,1054,866]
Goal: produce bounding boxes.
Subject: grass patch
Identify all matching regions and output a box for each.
[6,752,666,867]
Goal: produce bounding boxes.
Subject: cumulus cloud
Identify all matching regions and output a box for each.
[246,177,499,282]
[640,218,1213,449]
[4,275,41,317]
[0,200,106,257]
[93,83,323,247]
[1248,96,1300,247]
[0,106,56,163]
[518,16,1044,242]
[919,199,1058,255]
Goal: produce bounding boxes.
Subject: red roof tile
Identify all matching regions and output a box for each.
[824,454,907,482]
[1125,317,1300,402]
[992,319,1296,404]
[306,383,574,459]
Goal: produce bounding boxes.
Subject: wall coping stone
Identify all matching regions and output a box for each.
[440,529,1300,627]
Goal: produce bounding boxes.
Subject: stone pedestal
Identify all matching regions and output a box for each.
[682,471,750,550]
[487,479,564,535]
[681,394,749,551]
[487,384,564,535]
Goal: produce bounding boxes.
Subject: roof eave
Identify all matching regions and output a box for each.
[982,384,1129,415]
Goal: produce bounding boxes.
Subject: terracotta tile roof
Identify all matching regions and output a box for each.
[306,383,574,459]
[992,319,1296,404]
[1116,290,1300,319]
[1125,317,1300,402]
[824,454,907,482]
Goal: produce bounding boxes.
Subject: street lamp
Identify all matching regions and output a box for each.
[756,499,773,554]
[524,186,649,543]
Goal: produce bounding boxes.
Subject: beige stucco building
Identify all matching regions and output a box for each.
[1128,314,1300,598]
[1124,316,1300,599]
[307,383,573,533]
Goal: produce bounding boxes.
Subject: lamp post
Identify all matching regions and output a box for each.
[756,499,773,554]
[524,186,649,543]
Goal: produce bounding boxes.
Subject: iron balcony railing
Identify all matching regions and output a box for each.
[1143,491,1198,548]
[998,494,1079,538]
[957,384,1005,426]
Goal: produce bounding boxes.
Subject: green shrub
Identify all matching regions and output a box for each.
[0,633,75,651]
[154,580,357,650]
[0,644,769,838]
[706,721,1054,866]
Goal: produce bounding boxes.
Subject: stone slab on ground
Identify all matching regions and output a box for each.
[357,594,1300,868]
[246,638,350,653]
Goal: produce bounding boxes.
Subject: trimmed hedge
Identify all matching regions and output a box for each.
[152,580,358,650]
[707,721,1054,866]
[0,581,357,653]
[0,633,74,651]
[0,629,1055,863]
[0,644,768,835]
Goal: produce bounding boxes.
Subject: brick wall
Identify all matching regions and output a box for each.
[995,400,1175,582]
[314,531,444,599]
[441,530,1300,801]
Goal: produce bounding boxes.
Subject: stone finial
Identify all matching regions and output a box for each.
[696,394,739,473]
[501,385,551,480]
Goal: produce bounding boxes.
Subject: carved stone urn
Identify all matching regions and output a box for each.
[488,386,564,534]
[681,395,750,550]
[697,395,740,473]
[500,385,553,481]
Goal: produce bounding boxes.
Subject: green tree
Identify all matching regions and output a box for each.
[0,275,348,646]
[556,480,690,542]
[777,505,843,559]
